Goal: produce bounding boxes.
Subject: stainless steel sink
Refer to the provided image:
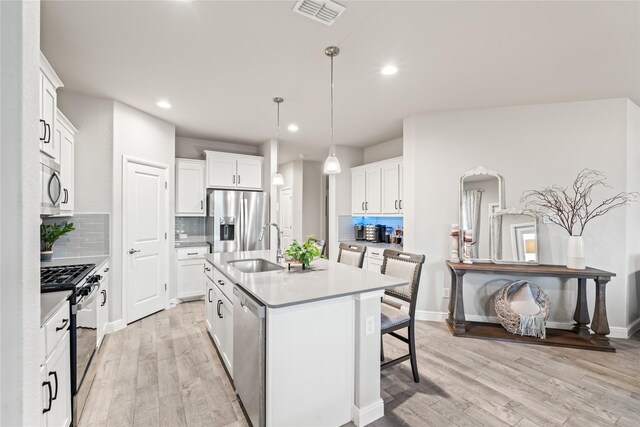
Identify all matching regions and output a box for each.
[227,258,284,274]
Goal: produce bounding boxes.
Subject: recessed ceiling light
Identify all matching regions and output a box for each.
[288,124,299,132]
[381,65,398,76]
[156,100,172,109]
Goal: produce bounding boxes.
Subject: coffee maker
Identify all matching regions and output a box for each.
[354,224,366,241]
[374,224,386,243]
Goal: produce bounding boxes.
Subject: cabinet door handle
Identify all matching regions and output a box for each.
[232,175,235,184]
[40,119,47,141]
[217,279,224,286]
[237,175,240,185]
[49,371,58,400]
[365,202,368,210]
[187,252,198,256]
[204,266,211,272]
[201,200,203,210]
[101,290,107,307]
[208,289,213,303]
[42,381,52,413]
[43,123,51,144]
[56,318,68,331]
[361,202,365,211]
[395,200,398,209]
[217,300,223,318]
[399,200,402,210]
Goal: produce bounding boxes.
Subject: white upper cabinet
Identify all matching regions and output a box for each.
[365,167,382,214]
[352,157,403,216]
[236,157,262,190]
[351,170,366,214]
[382,162,402,214]
[39,53,63,160]
[56,111,77,216]
[176,159,206,216]
[205,150,263,190]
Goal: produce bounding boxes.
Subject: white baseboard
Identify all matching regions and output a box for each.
[104,319,126,334]
[351,399,384,427]
[169,298,179,307]
[415,310,638,339]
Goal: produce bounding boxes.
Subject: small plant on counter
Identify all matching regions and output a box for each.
[40,222,75,259]
[284,236,323,267]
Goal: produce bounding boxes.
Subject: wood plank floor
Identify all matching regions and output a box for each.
[80,302,640,427]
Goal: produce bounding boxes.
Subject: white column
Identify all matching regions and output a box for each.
[352,290,385,426]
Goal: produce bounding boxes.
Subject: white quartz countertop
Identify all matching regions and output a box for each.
[41,290,71,326]
[205,250,408,308]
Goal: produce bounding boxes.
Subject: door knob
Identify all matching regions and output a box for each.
[128,248,141,255]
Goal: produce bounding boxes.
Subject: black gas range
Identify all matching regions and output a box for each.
[40,264,96,292]
[40,263,103,427]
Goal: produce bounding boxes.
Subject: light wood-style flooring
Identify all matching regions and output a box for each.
[80,302,640,427]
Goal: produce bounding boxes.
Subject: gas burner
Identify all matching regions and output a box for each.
[41,264,96,292]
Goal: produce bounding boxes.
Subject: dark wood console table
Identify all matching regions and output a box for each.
[445,261,616,352]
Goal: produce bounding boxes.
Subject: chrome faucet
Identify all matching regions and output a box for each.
[259,223,283,261]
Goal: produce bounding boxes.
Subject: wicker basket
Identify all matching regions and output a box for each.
[495,280,550,339]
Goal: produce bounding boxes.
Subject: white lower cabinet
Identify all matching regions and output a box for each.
[96,262,110,348]
[41,302,71,427]
[176,246,209,300]
[204,262,234,378]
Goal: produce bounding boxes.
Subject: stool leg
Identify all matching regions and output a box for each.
[380,334,385,362]
[409,324,419,383]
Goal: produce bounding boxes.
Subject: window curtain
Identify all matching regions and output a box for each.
[462,189,483,258]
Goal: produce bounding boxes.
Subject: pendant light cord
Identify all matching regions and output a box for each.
[330,54,334,156]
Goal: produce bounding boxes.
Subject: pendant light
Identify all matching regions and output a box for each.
[323,46,341,174]
[272,97,285,186]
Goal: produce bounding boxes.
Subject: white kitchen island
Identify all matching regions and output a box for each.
[204,250,408,427]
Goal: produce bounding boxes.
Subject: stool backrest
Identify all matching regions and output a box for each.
[337,243,367,268]
[381,249,426,314]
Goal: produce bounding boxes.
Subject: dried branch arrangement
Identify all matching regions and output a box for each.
[520,169,638,236]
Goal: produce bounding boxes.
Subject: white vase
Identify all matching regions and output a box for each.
[567,235,585,270]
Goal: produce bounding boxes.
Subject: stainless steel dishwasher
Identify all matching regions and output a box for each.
[233,285,266,427]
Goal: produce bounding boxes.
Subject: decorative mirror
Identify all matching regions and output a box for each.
[490,209,539,265]
[459,166,505,263]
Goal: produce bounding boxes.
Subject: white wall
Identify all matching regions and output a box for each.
[0,1,41,424]
[176,136,259,159]
[328,146,364,259]
[363,137,402,164]
[625,100,640,328]
[113,101,176,323]
[302,161,323,240]
[404,99,640,334]
[57,91,114,213]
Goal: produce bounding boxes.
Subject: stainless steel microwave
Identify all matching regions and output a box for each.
[40,152,61,215]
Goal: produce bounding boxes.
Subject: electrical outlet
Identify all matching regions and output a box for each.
[365,316,375,335]
[443,288,450,298]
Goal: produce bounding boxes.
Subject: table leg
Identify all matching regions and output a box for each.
[448,266,456,321]
[572,278,591,336]
[591,277,611,344]
[453,271,466,333]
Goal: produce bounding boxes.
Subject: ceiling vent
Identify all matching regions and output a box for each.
[292,0,346,26]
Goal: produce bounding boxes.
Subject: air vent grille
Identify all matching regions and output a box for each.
[292,0,346,26]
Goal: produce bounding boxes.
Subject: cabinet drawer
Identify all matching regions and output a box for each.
[176,246,208,260]
[45,301,70,357]
[213,267,234,302]
[367,248,384,260]
[204,261,214,281]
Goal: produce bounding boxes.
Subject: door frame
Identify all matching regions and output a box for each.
[121,155,170,325]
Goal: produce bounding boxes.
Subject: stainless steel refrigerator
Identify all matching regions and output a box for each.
[206,190,269,253]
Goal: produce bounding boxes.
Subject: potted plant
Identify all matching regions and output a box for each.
[40,222,75,261]
[284,236,323,269]
[521,169,637,269]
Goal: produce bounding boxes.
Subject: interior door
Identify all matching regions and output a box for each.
[279,187,293,248]
[381,163,400,214]
[365,167,382,214]
[351,170,366,214]
[125,161,167,323]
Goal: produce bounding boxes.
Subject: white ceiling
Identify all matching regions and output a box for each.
[41,0,639,154]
